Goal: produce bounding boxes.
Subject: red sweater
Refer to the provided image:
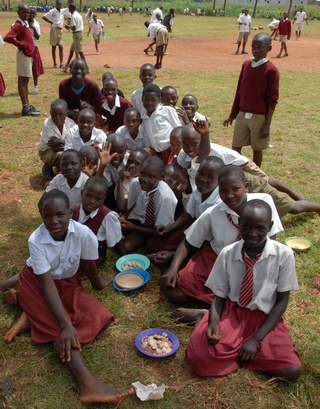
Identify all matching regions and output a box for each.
[59,77,102,115]
[230,60,279,118]
[278,18,291,37]
[4,20,34,57]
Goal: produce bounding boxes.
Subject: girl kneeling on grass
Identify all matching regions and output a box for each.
[12,190,133,405]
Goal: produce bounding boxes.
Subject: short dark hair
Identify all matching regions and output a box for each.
[143,84,161,97]
[218,165,246,184]
[83,176,108,195]
[38,190,70,212]
[241,199,272,222]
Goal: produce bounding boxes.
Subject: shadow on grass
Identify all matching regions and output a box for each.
[29,174,47,191]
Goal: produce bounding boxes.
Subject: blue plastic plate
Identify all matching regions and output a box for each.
[113,269,150,292]
[135,328,180,358]
[116,254,150,271]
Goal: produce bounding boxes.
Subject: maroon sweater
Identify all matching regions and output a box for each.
[230,60,279,118]
[278,18,291,37]
[59,77,102,115]
[101,97,132,133]
[4,20,34,57]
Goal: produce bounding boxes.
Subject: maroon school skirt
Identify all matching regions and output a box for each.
[186,299,301,376]
[177,241,217,304]
[18,265,113,344]
[32,46,44,77]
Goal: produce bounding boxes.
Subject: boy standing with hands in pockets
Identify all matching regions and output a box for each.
[224,33,279,168]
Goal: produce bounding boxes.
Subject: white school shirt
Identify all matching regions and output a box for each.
[89,19,104,35]
[186,186,221,219]
[268,18,279,29]
[295,11,306,23]
[179,111,206,126]
[148,22,166,39]
[116,125,151,150]
[71,11,83,31]
[26,220,98,279]
[64,126,106,151]
[238,14,251,32]
[205,237,299,315]
[102,94,121,115]
[131,87,146,117]
[151,7,163,22]
[184,192,283,255]
[127,178,177,226]
[77,205,122,247]
[43,7,70,28]
[29,19,40,46]
[45,172,89,209]
[142,105,181,152]
[103,152,129,188]
[114,178,132,200]
[37,117,76,152]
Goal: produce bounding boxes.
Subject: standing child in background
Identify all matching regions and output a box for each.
[186,200,302,382]
[46,149,88,208]
[63,3,86,72]
[293,6,307,40]
[37,99,76,180]
[72,176,125,265]
[162,8,175,55]
[236,8,251,54]
[115,148,149,213]
[131,63,157,117]
[142,84,181,165]
[223,33,279,167]
[277,12,291,58]
[28,7,44,95]
[144,20,168,69]
[4,3,40,116]
[10,189,134,404]
[101,78,132,133]
[64,108,106,151]
[119,157,177,254]
[116,107,152,152]
[87,14,104,55]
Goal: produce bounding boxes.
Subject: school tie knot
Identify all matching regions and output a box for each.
[226,213,242,241]
[239,245,263,308]
[144,190,156,228]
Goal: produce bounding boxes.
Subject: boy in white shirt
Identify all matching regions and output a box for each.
[87,14,104,54]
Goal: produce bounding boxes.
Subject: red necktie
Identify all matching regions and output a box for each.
[226,213,242,241]
[144,191,156,228]
[239,246,263,307]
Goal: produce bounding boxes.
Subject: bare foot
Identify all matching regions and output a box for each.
[3,289,18,305]
[0,274,20,292]
[4,312,30,342]
[171,308,207,325]
[79,382,134,404]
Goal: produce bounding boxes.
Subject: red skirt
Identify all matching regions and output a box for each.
[186,299,301,376]
[18,265,113,344]
[157,146,173,166]
[177,241,217,304]
[32,46,44,77]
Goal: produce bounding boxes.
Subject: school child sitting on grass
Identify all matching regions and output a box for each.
[178,123,320,218]
[167,126,183,164]
[64,108,106,151]
[180,94,207,124]
[100,71,125,102]
[97,134,128,210]
[119,157,177,254]
[142,84,181,165]
[46,149,88,208]
[4,190,134,404]
[115,149,149,213]
[101,77,132,133]
[116,107,153,153]
[161,165,283,310]
[186,199,302,382]
[160,85,179,108]
[72,176,125,265]
[37,99,76,180]
[131,63,157,117]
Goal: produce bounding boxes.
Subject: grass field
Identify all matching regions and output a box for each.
[0,11,320,409]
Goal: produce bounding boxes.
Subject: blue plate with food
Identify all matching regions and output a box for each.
[113,268,150,292]
[135,328,179,358]
[116,254,150,272]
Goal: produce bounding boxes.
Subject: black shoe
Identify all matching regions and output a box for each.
[144,48,148,55]
[154,64,162,69]
[42,165,55,180]
[22,105,41,117]
[241,51,248,54]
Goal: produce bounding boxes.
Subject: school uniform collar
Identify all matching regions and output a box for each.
[79,204,99,221]
[17,17,29,27]
[102,95,120,114]
[233,236,275,262]
[40,219,76,245]
[61,172,86,189]
[192,185,219,204]
[250,57,268,68]
[142,186,158,198]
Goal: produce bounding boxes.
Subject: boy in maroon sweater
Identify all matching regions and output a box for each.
[277,12,291,58]
[223,33,279,168]
[4,3,40,116]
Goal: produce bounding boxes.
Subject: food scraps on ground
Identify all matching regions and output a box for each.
[142,333,173,356]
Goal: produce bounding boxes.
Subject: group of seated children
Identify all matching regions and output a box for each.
[2,55,315,403]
